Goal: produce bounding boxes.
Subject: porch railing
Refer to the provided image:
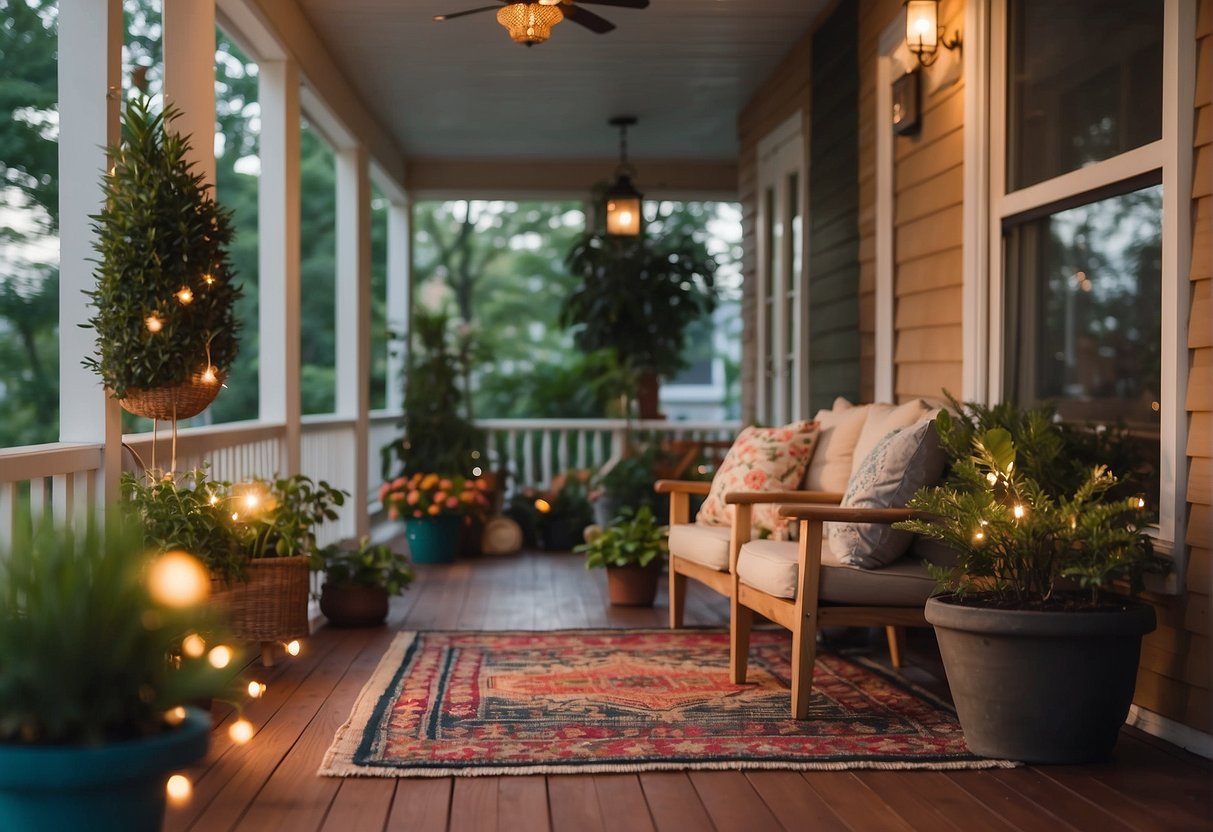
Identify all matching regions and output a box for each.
[1,415,741,546]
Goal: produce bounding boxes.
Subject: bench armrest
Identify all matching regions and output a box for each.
[654,479,712,496]
[778,504,921,524]
[725,490,844,506]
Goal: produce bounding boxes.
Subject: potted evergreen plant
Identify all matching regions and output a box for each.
[85,96,241,423]
[310,538,415,627]
[895,403,1166,763]
[0,516,238,831]
[576,505,668,606]
[562,230,716,419]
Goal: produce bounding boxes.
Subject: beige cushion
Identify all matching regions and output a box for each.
[850,399,934,476]
[826,419,949,568]
[804,399,869,492]
[736,538,937,606]
[668,522,731,572]
[696,421,821,539]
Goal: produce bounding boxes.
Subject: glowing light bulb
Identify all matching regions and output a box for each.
[244,492,260,511]
[176,287,194,305]
[986,473,998,485]
[166,774,192,806]
[203,273,215,285]
[209,493,219,506]
[208,645,233,669]
[472,466,483,477]
[228,719,255,745]
[231,512,239,522]
[1012,504,1026,520]
[165,706,187,725]
[285,640,301,657]
[182,633,206,658]
[1136,497,1146,509]
[247,681,267,699]
[974,530,985,541]
[535,498,552,514]
[619,210,633,226]
[201,366,217,384]
[148,550,209,608]
[145,314,163,334]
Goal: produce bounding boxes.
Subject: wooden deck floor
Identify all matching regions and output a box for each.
[168,550,1213,832]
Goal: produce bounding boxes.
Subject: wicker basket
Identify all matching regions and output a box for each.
[120,371,225,421]
[212,556,310,644]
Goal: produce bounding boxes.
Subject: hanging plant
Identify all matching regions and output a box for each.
[83,96,241,414]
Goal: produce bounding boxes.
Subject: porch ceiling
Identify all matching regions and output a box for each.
[293,0,828,164]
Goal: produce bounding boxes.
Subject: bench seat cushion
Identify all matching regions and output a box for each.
[668,522,732,572]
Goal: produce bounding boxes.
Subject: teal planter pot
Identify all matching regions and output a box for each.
[405,515,461,564]
[0,706,210,832]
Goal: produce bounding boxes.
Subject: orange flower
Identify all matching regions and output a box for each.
[421,473,440,490]
[434,491,448,504]
[445,497,459,509]
[439,478,453,490]
[426,504,441,515]
[406,490,420,505]
[392,477,407,489]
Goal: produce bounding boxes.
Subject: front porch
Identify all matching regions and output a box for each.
[168,550,1212,832]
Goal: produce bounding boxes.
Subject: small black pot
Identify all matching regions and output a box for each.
[925,595,1155,763]
[319,583,389,628]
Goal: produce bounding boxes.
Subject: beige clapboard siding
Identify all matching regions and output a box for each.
[896,164,964,226]
[897,249,964,295]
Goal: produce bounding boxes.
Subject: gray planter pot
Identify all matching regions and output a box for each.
[924,595,1155,764]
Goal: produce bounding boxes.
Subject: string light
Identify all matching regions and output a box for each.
[1012,504,1026,519]
[244,492,260,510]
[986,473,998,485]
[209,493,219,506]
[182,633,206,658]
[176,287,194,305]
[973,530,985,542]
[203,272,215,285]
[208,645,233,669]
[147,550,209,608]
[201,366,217,384]
[231,512,239,522]
[228,718,255,745]
[472,466,483,477]
[145,314,163,333]
[247,681,267,699]
[535,498,552,513]
[285,640,302,657]
[1135,497,1146,509]
[165,706,187,725]
[166,774,192,806]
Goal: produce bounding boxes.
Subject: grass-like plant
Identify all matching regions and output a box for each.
[577,505,668,570]
[0,516,238,745]
[85,96,241,398]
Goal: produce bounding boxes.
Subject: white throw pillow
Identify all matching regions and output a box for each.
[803,400,870,493]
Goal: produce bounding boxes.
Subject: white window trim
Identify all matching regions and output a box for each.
[976,0,1194,589]
[755,113,806,424]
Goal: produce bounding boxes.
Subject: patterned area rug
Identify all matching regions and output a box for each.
[320,629,1014,777]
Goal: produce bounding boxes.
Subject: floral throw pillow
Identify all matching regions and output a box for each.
[696,421,821,540]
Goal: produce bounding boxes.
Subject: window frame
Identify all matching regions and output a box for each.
[982,0,1194,573]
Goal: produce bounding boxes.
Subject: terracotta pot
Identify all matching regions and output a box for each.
[606,561,661,607]
[925,596,1156,763]
[319,583,389,628]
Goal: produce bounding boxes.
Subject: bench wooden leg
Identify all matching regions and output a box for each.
[790,620,818,720]
[669,570,687,629]
[730,598,752,684]
[885,625,906,668]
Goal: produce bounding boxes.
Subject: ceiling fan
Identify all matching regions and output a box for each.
[435,0,650,46]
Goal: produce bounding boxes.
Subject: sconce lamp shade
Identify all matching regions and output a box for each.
[905,1,939,55]
[606,174,643,236]
[497,2,564,45]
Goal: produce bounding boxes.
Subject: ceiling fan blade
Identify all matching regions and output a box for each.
[434,5,502,22]
[562,4,616,34]
[574,0,649,9]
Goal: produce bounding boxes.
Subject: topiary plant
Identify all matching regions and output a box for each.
[84,96,241,400]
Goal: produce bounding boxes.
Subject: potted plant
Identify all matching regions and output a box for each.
[310,538,415,627]
[895,404,1166,763]
[576,505,668,606]
[531,469,594,551]
[85,96,241,424]
[122,466,245,585]
[381,473,490,564]
[562,230,716,419]
[226,475,346,661]
[0,516,238,831]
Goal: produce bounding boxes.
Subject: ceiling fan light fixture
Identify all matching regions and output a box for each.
[497,2,564,45]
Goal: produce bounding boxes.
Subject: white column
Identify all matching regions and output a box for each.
[336,146,371,537]
[384,200,412,413]
[58,0,123,506]
[258,60,302,475]
[162,0,216,186]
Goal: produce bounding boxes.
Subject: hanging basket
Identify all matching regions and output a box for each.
[211,556,310,644]
[119,371,225,421]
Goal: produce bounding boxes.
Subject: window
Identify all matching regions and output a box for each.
[990,0,1192,555]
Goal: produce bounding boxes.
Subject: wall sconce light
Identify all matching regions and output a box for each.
[905,0,961,67]
[605,115,643,237]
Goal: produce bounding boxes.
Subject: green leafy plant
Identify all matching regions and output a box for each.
[381,310,483,480]
[122,466,245,582]
[232,474,347,560]
[311,538,415,595]
[895,405,1166,608]
[84,96,241,398]
[0,515,238,745]
[577,505,668,570]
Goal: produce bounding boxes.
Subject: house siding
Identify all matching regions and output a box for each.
[740,0,1213,737]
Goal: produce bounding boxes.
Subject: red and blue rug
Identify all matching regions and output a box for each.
[320,629,1013,777]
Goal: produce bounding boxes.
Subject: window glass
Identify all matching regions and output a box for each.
[1004,184,1161,504]
[1007,0,1162,191]
[370,184,388,411]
